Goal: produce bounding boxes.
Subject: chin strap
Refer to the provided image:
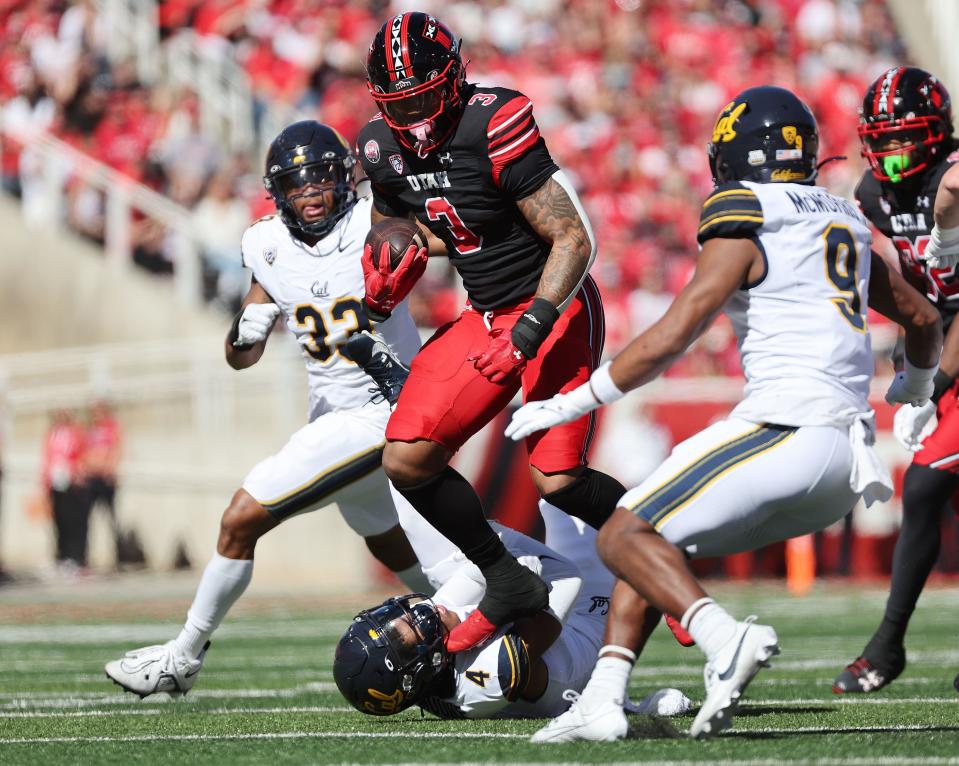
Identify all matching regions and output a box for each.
[816,155,847,171]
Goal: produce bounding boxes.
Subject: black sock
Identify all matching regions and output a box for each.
[396,466,506,567]
[865,463,956,658]
[397,466,547,622]
[542,468,627,529]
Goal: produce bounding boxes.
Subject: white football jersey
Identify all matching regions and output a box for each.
[425,507,613,719]
[698,181,875,427]
[241,197,421,419]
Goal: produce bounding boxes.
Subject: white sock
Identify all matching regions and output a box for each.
[174,553,253,657]
[685,600,738,662]
[394,562,432,593]
[580,646,635,705]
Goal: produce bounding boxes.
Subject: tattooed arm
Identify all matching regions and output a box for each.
[516,170,596,312]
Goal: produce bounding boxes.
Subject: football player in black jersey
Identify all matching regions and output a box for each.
[834,66,959,694]
[355,11,633,652]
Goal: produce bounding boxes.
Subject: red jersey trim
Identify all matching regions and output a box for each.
[487,98,533,138]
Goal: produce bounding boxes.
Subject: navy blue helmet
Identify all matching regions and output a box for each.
[707,86,820,185]
[263,120,357,238]
[333,594,448,716]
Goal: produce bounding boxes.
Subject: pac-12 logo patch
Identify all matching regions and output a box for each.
[263,246,277,265]
[389,154,404,175]
[364,140,380,164]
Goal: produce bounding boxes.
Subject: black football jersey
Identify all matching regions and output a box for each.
[856,149,959,328]
[357,84,559,311]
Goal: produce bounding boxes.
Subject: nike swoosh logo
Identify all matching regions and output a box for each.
[717,626,750,682]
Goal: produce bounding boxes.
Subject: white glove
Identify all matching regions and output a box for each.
[885,359,937,406]
[893,400,937,452]
[921,223,959,270]
[234,302,281,347]
[505,361,626,441]
[506,385,599,441]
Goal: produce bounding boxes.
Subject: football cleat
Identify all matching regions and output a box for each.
[105,640,210,698]
[832,653,904,694]
[690,617,779,739]
[344,331,410,406]
[530,689,628,743]
[627,687,694,717]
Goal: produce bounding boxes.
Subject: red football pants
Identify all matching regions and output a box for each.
[386,277,605,473]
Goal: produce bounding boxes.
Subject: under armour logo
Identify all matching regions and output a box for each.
[439,152,453,168]
[588,596,610,616]
[917,195,931,208]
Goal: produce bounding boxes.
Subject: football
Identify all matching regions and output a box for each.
[365,218,426,270]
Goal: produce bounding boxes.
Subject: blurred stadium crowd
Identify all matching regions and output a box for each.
[1,0,906,370]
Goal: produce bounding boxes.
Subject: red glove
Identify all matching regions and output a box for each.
[470,329,527,383]
[361,240,428,318]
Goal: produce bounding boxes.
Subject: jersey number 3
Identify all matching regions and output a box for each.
[294,298,371,362]
[823,224,866,332]
[425,197,482,255]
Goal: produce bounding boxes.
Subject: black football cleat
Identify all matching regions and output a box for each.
[344,331,410,406]
[832,653,904,694]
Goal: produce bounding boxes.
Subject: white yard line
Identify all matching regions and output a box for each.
[0,705,354,718]
[0,731,527,745]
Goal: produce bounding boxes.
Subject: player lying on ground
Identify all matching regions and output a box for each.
[507,86,943,741]
[105,121,428,698]
[833,66,959,695]
[333,501,692,719]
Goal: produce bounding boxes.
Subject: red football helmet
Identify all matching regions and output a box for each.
[858,66,953,183]
[366,12,466,157]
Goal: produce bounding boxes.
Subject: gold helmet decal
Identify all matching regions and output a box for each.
[781,126,803,150]
[363,687,405,715]
[712,101,748,144]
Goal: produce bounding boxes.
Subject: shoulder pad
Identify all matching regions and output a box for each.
[697,181,764,243]
[496,633,531,702]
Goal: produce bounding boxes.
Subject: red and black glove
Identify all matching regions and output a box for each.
[361,240,429,322]
[471,298,560,383]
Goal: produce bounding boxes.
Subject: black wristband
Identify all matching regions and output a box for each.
[228,311,254,351]
[364,300,392,323]
[511,298,560,359]
[932,369,955,404]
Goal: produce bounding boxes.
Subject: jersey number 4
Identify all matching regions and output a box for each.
[425,197,483,255]
[293,298,371,362]
[823,224,866,332]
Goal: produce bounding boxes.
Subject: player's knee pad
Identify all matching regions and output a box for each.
[901,463,957,519]
[542,468,626,530]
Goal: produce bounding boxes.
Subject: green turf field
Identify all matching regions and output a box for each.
[1,577,957,765]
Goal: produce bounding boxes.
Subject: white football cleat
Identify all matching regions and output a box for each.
[530,689,628,743]
[627,687,693,717]
[689,617,779,739]
[105,640,209,698]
